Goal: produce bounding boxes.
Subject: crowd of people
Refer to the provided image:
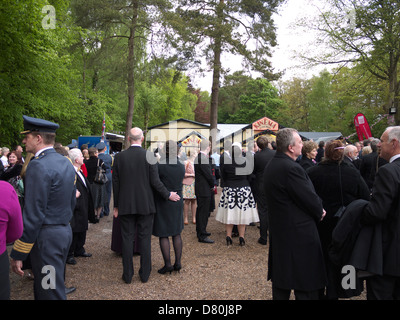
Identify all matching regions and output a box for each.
[2,115,400,301]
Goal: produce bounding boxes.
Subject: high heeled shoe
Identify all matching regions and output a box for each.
[239,237,245,246]
[226,236,233,246]
[173,263,182,273]
[158,265,174,274]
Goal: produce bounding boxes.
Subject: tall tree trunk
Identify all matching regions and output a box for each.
[124,1,139,149]
[209,0,224,147]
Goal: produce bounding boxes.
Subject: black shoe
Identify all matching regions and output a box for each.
[204,232,211,236]
[65,286,76,295]
[158,265,174,274]
[226,236,233,246]
[239,237,245,246]
[199,237,214,244]
[66,257,77,265]
[122,275,132,284]
[257,238,267,245]
[173,263,182,273]
[75,252,92,258]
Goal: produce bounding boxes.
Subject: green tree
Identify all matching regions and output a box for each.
[171,0,284,143]
[305,0,400,125]
[71,0,175,148]
[276,77,312,131]
[0,0,84,146]
[218,71,253,123]
[227,78,284,124]
[306,71,337,131]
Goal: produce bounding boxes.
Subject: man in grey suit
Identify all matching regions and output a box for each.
[362,126,400,299]
[112,128,180,284]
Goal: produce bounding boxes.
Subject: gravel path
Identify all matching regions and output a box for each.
[8,188,366,301]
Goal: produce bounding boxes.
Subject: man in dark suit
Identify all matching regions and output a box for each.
[361,126,400,300]
[112,127,180,284]
[10,115,76,300]
[194,139,215,243]
[359,139,388,190]
[67,148,95,265]
[343,144,361,170]
[253,136,275,245]
[264,128,327,300]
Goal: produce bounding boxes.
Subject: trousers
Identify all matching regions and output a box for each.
[119,214,153,283]
[30,224,72,300]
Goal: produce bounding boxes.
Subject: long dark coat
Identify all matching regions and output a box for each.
[307,160,371,254]
[70,171,95,232]
[362,158,400,277]
[307,160,371,298]
[152,157,185,237]
[263,152,327,291]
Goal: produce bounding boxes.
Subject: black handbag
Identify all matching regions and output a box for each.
[94,159,108,184]
[334,163,346,219]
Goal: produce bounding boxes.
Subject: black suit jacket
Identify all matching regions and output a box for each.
[71,170,95,232]
[360,152,387,189]
[194,152,214,197]
[112,146,170,216]
[362,157,400,277]
[264,152,326,291]
[253,148,275,189]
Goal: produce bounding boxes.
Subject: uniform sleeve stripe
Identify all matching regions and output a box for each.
[13,240,34,253]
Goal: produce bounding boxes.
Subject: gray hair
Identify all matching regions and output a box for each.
[68,148,82,163]
[386,126,400,142]
[276,128,298,153]
[344,144,357,157]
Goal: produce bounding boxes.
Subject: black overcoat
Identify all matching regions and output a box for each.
[70,171,95,232]
[153,158,185,237]
[263,152,327,291]
[362,158,400,277]
[307,160,370,253]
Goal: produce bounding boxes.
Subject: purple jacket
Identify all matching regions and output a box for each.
[0,181,23,255]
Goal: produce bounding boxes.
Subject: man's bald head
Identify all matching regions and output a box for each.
[129,127,144,144]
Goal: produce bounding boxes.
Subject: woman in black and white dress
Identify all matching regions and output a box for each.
[216,143,259,246]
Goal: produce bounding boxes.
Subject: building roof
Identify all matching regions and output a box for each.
[298,132,343,142]
[147,118,343,143]
[147,118,210,130]
[214,124,249,141]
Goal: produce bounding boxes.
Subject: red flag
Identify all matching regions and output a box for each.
[354,113,372,141]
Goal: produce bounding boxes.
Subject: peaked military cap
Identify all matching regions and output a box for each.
[96,141,106,150]
[21,115,60,134]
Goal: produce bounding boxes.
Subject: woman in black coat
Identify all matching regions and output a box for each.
[152,141,185,274]
[298,140,318,170]
[84,147,106,222]
[307,140,371,299]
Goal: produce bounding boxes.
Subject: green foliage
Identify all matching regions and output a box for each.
[224,78,284,124]
[0,0,83,146]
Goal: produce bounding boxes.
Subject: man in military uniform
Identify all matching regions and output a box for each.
[96,141,112,217]
[10,115,77,300]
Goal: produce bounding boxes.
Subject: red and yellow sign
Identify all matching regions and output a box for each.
[252,117,279,131]
[181,135,201,146]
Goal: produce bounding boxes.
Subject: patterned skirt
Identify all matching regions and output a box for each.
[182,181,196,199]
[215,186,259,225]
